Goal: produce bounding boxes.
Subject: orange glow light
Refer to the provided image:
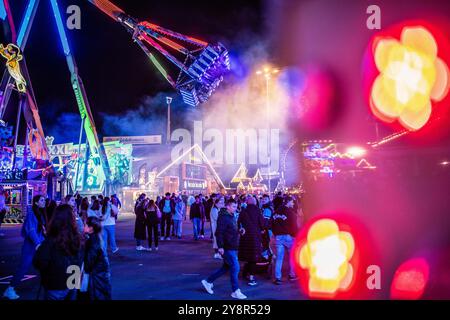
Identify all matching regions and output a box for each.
[297,219,355,297]
[371,26,450,131]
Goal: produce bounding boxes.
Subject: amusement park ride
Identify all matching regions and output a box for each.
[0,0,230,196]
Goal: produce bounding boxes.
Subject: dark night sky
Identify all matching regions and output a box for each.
[1,0,266,143]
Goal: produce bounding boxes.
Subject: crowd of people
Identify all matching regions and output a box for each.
[133,191,303,300]
[2,193,121,300]
[1,189,303,300]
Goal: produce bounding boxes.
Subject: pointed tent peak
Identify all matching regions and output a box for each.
[231,163,248,183]
[252,168,264,183]
[156,144,226,189]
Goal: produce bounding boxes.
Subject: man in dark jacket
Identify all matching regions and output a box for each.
[201,199,247,300]
[189,196,205,240]
[158,193,175,240]
[270,196,298,285]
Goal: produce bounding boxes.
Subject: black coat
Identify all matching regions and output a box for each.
[238,204,265,262]
[190,202,205,220]
[215,208,239,251]
[84,234,112,300]
[33,238,83,290]
[134,204,147,240]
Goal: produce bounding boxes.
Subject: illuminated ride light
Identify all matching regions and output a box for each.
[297,219,355,298]
[370,26,450,131]
[390,258,429,300]
[87,0,230,107]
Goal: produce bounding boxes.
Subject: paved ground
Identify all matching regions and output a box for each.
[0,213,306,300]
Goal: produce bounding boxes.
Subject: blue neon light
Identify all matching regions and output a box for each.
[50,0,71,56]
[17,0,38,47]
[0,1,7,20]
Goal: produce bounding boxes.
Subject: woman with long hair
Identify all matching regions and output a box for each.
[64,194,84,233]
[144,199,161,251]
[210,196,225,259]
[80,197,90,223]
[88,199,101,218]
[45,199,57,224]
[3,195,46,300]
[33,204,84,300]
[83,217,112,300]
[101,197,119,254]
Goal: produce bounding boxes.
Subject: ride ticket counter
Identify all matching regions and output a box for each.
[0,179,47,223]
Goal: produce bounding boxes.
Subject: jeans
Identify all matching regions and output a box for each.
[192,218,201,240]
[173,219,182,237]
[207,250,240,292]
[200,218,205,236]
[147,222,159,247]
[45,289,77,300]
[274,234,295,280]
[11,240,36,288]
[160,214,172,238]
[102,225,118,252]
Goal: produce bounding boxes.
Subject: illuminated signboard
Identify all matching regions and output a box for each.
[103,135,162,145]
[183,180,207,190]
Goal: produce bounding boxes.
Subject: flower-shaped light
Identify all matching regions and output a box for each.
[371,26,450,131]
[298,219,355,296]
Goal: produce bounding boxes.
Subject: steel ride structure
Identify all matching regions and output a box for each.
[0,0,230,194]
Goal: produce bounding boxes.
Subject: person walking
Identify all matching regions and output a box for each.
[201,199,247,300]
[100,197,119,254]
[158,193,175,240]
[271,196,299,285]
[210,196,225,259]
[173,195,185,239]
[189,196,204,240]
[144,200,161,251]
[134,198,148,251]
[33,204,84,300]
[3,195,46,300]
[238,196,265,286]
[83,217,112,300]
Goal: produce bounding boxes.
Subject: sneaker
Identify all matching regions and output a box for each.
[248,279,258,286]
[288,275,298,281]
[136,246,145,251]
[145,247,152,251]
[274,279,283,285]
[154,247,158,251]
[201,280,214,294]
[200,235,205,239]
[231,289,247,300]
[213,253,223,259]
[112,248,119,254]
[166,237,171,241]
[3,287,19,300]
[160,236,165,241]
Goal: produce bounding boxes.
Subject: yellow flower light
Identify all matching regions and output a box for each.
[298,219,355,296]
[371,26,450,131]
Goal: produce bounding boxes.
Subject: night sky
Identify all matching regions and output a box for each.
[1,0,266,143]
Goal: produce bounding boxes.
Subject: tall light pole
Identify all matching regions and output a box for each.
[166,96,172,145]
[256,66,279,198]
